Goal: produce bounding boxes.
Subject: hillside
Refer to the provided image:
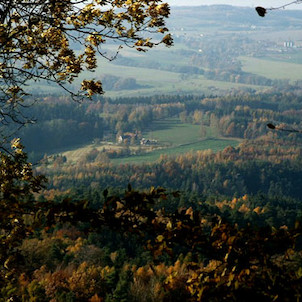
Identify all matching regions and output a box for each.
[28,5,302,97]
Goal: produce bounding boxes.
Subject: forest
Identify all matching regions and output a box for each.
[2,143,302,301]
[20,92,302,203]
[3,90,301,301]
[2,1,302,301]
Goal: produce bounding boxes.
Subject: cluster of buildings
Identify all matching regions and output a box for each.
[117,132,158,146]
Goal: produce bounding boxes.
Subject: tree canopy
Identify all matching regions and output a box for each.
[0,0,172,128]
[2,144,302,301]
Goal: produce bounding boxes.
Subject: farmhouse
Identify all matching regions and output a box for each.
[117,132,139,144]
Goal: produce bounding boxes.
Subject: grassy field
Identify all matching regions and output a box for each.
[144,119,202,145]
[57,118,240,166]
[59,143,154,164]
[240,56,302,82]
[111,138,239,165]
[260,52,302,65]
[23,6,302,97]
[30,45,269,97]
[111,118,239,165]
[74,55,264,98]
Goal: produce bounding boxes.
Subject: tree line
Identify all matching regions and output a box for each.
[20,92,302,158]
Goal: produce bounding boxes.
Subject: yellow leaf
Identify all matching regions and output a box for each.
[156,235,164,242]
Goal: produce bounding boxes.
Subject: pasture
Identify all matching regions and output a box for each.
[57,118,240,166]
[111,138,239,165]
[240,56,302,82]
[144,119,202,146]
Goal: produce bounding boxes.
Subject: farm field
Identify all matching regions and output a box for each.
[240,56,302,82]
[29,65,267,98]
[111,138,239,165]
[56,118,240,166]
[28,42,272,97]
[144,119,203,145]
[74,57,264,98]
[26,6,302,97]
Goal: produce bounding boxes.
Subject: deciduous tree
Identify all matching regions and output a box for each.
[0,0,172,129]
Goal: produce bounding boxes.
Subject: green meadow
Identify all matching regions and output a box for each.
[144,119,202,146]
[111,138,239,165]
[58,118,240,165]
[75,55,264,98]
[240,56,302,82]
[111,118,239,165]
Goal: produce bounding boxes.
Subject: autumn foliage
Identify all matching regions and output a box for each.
[0,0,172,125]
[1,142,302,301]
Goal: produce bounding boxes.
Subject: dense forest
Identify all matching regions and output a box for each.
[2,142,302,301]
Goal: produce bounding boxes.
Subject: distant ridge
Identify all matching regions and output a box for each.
[167,0,299,9]
[169,4,302,26]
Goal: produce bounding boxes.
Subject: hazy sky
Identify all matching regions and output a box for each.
[168,0,302,9]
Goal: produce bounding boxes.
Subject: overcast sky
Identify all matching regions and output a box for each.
[168,0,302,9]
